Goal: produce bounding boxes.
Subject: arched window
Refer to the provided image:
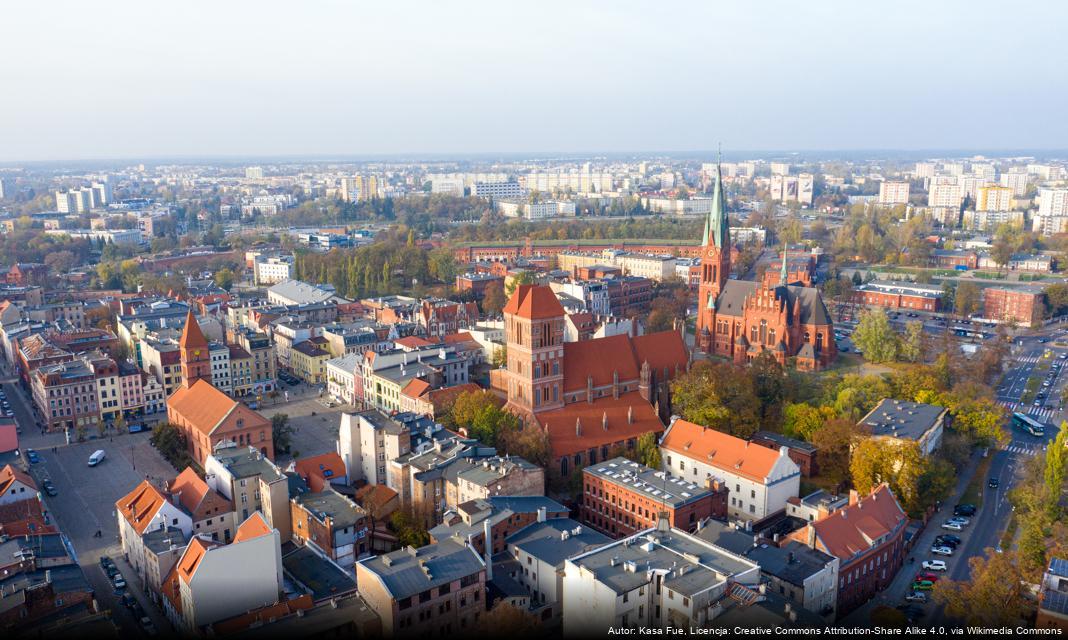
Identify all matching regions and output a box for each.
[816,333,823,348]
[759,320,768,344]
[768,329,776,345]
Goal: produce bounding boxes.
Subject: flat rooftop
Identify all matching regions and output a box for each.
[859,398,946,442]
[585,457,714,508]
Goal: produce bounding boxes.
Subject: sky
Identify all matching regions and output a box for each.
[2,0,1066,161]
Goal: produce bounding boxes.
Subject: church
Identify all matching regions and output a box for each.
[696,166,836,370]
[167,310,273,465]
[500,284,689,477]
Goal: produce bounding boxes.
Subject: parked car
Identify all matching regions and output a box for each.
[904,592,929,603]
[931,546,954,556]
[915,572,940,582]
[989,478,1000,488]
[25,449,39,464]
[947,516,970,526]
[140,617,157,636]
[113,575,127,590]
[121,593,136,609]
[44,484,58,497]
[954,504,976,516]
[922,560,947,571]
[911,580,934,591]
[937,534,962,546]
[99,555,113,570]
[941,521,963,531]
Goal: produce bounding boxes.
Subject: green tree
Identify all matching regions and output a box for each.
[811,418,861,490]
[498,422,551,468]
[1045,282,1068,317]
[942,382,1009,446]
[634,432,662,469]
[427,247,457,284]
[214,267,235,291]
[390,509,430,548]
[850,438,928,514]
[670,361,760,438]
[448,390,519,447]
[954,281,981,318]
[505,270,535,297]
[899,320,925,363]
[271,413,293,453]
[149,423,192,470]
[782,403,834,441]
[1044,423,1067,510]
[852,308,899,363]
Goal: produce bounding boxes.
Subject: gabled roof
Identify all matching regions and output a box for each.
[167,379,267,437]
[177,536,221,584]
[810,484,906,561]
[536,392,665,459]
[179,309,208,351]
[561,330,687,393]
[168,467,232,521]
[400,378,431,400]
[0,464,36,497]
[395,336,436,350]
[714,280,832,326]
[660,419,788,483]
[116,480,168,535]
[503,284,565,320]
[233,512,272,543]
[294,452,347,491]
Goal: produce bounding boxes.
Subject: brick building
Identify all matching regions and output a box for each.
[455,273,504,299]
[982,285,1045,327]
[580,456,727,538]
[853,280,943,312]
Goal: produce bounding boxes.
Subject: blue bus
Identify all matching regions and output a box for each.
[1012,412,1045,437]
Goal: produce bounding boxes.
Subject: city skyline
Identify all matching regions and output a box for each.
[3,0,1068,161]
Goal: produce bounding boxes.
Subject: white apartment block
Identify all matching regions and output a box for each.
[1000,171,1032,196]
[769,173,814,206]
[1033,215,1068,236]
[660,418,801,522]
[325,353,359,406]
[497,200,576,220]
[913,162,936,180]
[520,170,614,194]
[209,342,231,394]
[770,162,791,175]
[430,177,465,196]
[641,196,713,215]
[976,185,1013,212]
[337,411,411,488]
[877,181,910,205]
[1039,189,1068,218]
[471,181,525,200]
[253,255,294,285]
[730,226,767,245]
[928,180,963,209]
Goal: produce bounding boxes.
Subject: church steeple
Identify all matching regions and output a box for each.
[780,245,790,286]
[704,162,730,249]
[179,309,211,389]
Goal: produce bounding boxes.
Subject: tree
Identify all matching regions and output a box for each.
[214,267,235,291]
[942,382,1009,446]
[505,270,535,297]
[44,250,76,276]
[991,237,1015,272]
[954,281,981,318]
[748,352,786,429]
[482,281,506,316]
[390,509,430,548]
[933,551,1030,626]
[448,390,519,447]
[634,432,662,469]
[150,422,192,470]
[827,373,894,420]
[852,308,899,363]
[645,306,675,333]
[477,602,539,636]
[1044,422,1067,511]
[271,413,293,454]
[1045,282,1068,317]
[499,422,551,468]
[491,345,507,368]
[782,403,834,441]
[670,361,760,438]
[850,439,928,514]
[811,418,861,490]
[427,247,457,284]
[900,320,925,363]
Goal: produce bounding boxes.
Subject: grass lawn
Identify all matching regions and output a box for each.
[1000,512,1018,549]
[960,455,993,507]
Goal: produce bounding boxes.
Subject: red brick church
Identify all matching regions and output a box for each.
[501,285,689,477]
[696,166,836,370]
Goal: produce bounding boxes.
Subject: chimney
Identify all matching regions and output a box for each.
[587,375,594,404]
[806,525,816,548]
[483,518,493,581]
[779,446,789,458]
[612,370,619,400]
[602,411,608,431]
[627,406,633,424]
[537,507,546,523]
[848,489,859,506]
[575,417,582,437]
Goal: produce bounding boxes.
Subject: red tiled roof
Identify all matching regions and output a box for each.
[116,480,168,535]
[503,284,565,320]
[535,392,665,459]
[443,332,474,344]
[811,484,906,560]
[169,467,232,521]
[400,378,431,400]
[233,512,272,543]
[161,566,182,615]
[395,336,436,349]
[210,594,314,635]
[630,331,690,380]
[0,422,15,454]
[179,310,209,351]
[177,536,221,584]
[168,379,267,437]
[561,330,688,393]
[660,419,784,483]
[294,452,346,491]
[0,464,35,498]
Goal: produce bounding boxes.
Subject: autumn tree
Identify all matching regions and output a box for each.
[498,422,551,468]
[954,281,981,318]
[782,403,834,441]
[482,281,507,316]
[634,432,662,469]
[448,389,520,447]
[933,551,1030,626]
[852,308,899,362]
[670,361,760,438]
[899,320,925,363]
[810,418,861,490]
[850,438,928,514]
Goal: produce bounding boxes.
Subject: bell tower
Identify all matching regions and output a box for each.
[179,309,211,388]
[697,162,731,351]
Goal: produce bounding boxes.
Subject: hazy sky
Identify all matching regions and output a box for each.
[3,0,1066,161]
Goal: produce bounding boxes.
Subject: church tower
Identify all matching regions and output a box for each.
[502,285,566,417]
[697,163,731,352]
[179,309,211,389]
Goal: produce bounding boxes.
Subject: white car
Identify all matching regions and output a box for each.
[922,560,947,571]
[941,522,963,531]
[931,546,954,556]
[947,517,970,526]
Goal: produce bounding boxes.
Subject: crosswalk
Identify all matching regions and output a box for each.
[999,402,1055,422]
[1016,356,1041,364]
[1006,443,1044,457]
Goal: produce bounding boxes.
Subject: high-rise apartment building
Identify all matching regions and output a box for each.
[245,166,264,179]
[1000,171,1031,196]
[1039,189,1068,217]
[975,185,1012,212]
[928,179,963,209]
[878,181,910,205]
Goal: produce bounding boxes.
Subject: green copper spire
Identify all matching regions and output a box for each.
[706,162,730,249]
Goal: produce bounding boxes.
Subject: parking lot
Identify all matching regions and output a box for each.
[251,379,354,463]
